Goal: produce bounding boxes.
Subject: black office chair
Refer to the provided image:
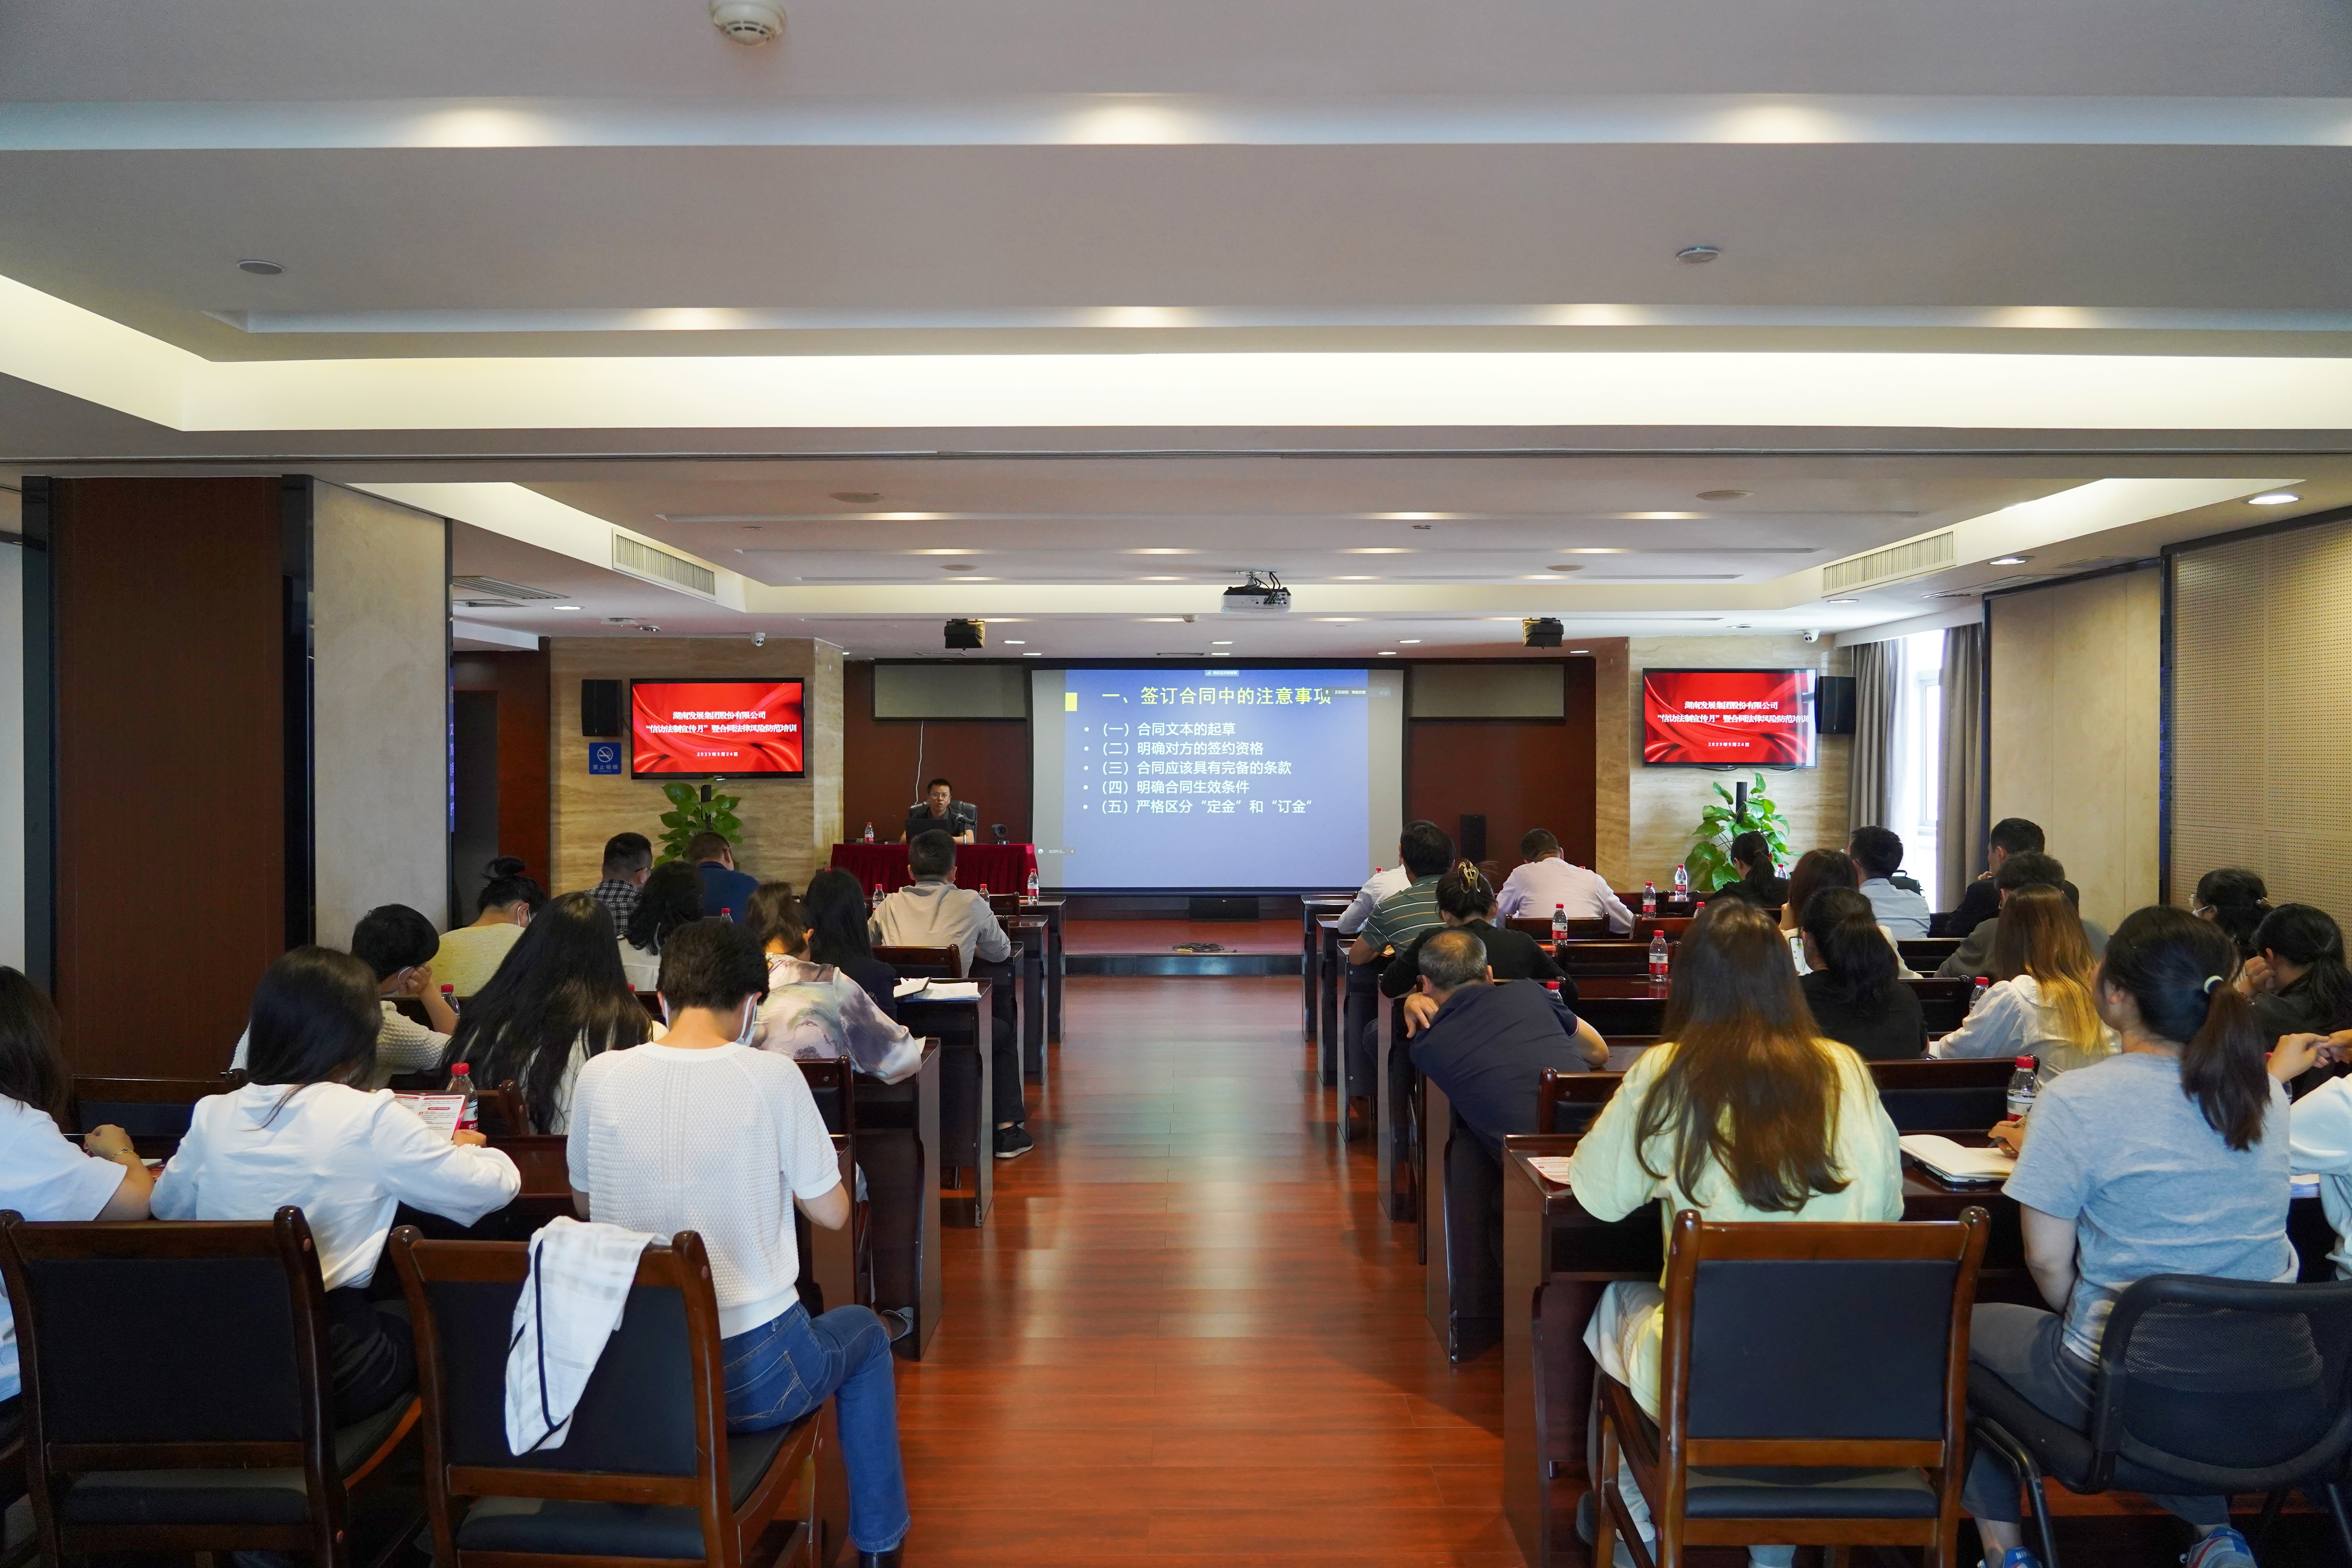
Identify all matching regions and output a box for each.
[1970,1274,2352,1567]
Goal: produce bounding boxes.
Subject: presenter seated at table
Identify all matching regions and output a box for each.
[902,777,977,844]
[874,831,1028,1159]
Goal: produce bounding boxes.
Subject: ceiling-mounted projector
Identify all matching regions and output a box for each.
[1221,571,1291,614]
[944,618,985,650]
[1523,617,1564,648]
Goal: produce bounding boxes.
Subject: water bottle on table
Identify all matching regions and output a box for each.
[1969,976,1990,1016]
[1550,903,1568,943]
[2006,1056,2039,1121]
[1648,932,1670,988]
[1672,864,1690,905]
[447,1061,479,1134]
[1642,882,1657,916]
[1026,867,1040,898]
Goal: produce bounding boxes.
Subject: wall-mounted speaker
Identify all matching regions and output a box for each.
[1817,675,1856,736]
[581,679,624,737]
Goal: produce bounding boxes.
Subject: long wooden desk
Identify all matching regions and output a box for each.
[1317,918,1346,1088]
[1021,897,1067,1043]
[1301,896,1352,1057]
[899,985,995,1227]
[849,1041,947,1357]
[1007,916,1050,1086]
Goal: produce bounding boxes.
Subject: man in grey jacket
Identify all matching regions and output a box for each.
[1936,851,2109,979]
[872,831,1028,1157]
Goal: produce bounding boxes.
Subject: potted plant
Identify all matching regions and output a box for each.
[1683,772,1793,891]
[657,780,742,864]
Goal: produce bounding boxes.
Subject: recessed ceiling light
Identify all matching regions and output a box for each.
[1826,597,1860,604]
[1210,652,1232,657]
[1320,617,1361,623]
[1676,245,1722,264]
[1374,512,1453,521]
[1377,650,1399,656]
[1138,575,1187,581]
[1343,547,1413,554]
[1022,651,1042,656]
[830,491,882,503]
[237,259,285,275]
[1563,548,1631,555]
[1696,489,1749,501]
[1139,617,1186,623]
[1129,548,1197,555]
[1004,639,1026,645]
[1988,555,2031,566]
[1546,564,1586,572]
[1334,575,1378,581]
[1399,638,1423,644]
[906,548,977,555]
[1211,639,1233,645]
[551,604,583,610]
[2250,492,2300,506]
[1568,648,1592,654]
[1626,511,1706,520]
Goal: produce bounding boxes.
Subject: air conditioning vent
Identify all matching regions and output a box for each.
[450,575,564,601]
[1820,530,1957,595]
[612,534,717,599]
[454,599,521,609]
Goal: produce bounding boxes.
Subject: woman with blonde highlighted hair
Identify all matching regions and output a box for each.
[1935,884,2116,1079]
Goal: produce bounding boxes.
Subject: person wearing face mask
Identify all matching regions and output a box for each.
[564,918,911,1568]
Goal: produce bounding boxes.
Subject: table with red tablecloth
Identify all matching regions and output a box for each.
[829,841,1039,896]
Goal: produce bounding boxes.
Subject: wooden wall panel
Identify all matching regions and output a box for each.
[842,661,1032,844]
[452,648,551,898]
[1404,661,1596,870]
[47,477,287,1076]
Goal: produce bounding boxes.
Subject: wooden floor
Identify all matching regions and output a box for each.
[899,974,1518,1568]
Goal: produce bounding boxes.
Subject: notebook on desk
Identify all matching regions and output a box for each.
[905,980,982,1000]
[1899,1134,2014,1185]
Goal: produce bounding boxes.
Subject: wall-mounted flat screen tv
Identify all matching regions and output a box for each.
[1642,669,1819,767]
[631,679,806,777]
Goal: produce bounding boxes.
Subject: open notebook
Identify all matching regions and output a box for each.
[1899,1134,2015,1184]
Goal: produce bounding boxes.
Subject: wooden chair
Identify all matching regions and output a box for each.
[476,1080,534,1138]
[1539,1066,1624,1133]
[1907,977,1975,1034]
[68,1072,242,1139]
[1594,1207,1991,1568]
[1508,915,1612,940]
[0,1205,419,1566]
[875,944,963,980]
[1631,916,1695,942]
[794,1059,872,1310]
[1870,1056,2016,1133]
[390,1227,823,1568]
[1556,942,1662,978]
[1898,937,1964,972]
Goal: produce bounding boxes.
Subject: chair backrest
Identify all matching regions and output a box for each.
[1556,942,1661,977]
[0,1205,331,1463]
[477,1080,533,1138]
[2084,1272,2352,1494]
[1539,1067,1624,1133]
[1907,977,1975,1033]
[1507,915,1613,941]
[391,1229,729,1523]
[876,944,962,980]
[1898,938,1964,971]
[795,1056,857,1135]
[1632,916,1695,941]
[69,1072,243,1137]
[1869,1056,2013,1132]
[1658,1208,1987,1471]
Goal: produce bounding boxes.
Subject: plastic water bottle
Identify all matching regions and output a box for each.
[979,883,991,898]
[2006,1056,2039,1121]
[440,984,456,1016]
[871,882,885,911]
[721,907,732,921]
[862,821,875,843]
[1969,976,1990,1016]
[447,1062,479,1133]
[1551,903,1569,944]
[1026,868,1040,898]
[1642,882,1658,916]
[1648,932,1670,987]
[1673,864,1690,904]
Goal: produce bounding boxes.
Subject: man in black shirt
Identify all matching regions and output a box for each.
[1932,817,2042,937]
[901,777,978,844]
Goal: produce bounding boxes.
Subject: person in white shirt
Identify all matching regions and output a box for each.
[156,948,521,1423]
[1336,862,1412,937]
[1932,887,2119,1154]
[231,902,458,1088]
[566,919,909,1566]
[872,831,1026,1159]
[1493,828,1636,933]
[0,969,155,1409]
[448,892,655,1135]
[747,885,921,1083]
[1848,826,1933,939]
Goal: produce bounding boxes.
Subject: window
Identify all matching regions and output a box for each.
[1885,630,1944,904]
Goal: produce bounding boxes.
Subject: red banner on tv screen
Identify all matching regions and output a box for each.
[1642,670,1818,766]
[632,681,805,777]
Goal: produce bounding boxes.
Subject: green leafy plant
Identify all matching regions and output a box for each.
[657,780,742,864]
[1684,772,1794,891]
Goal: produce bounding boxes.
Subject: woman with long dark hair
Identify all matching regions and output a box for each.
[1961,907,2289,1568]
[803,868,900,1018]
[1796,886,1926,1060]
[745,884,922,1083]
[2237,903,2352,1047]
[620,860,707,990]
[448,891,654,1134]
[433,855,550,997]
[155,948,520,1423]
[0,969,154,1413]
[1566,900,1902,1564]
[2194,866,2272,961]
[1724,829,1787,911]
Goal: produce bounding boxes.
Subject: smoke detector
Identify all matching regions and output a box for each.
[710,1,784,44]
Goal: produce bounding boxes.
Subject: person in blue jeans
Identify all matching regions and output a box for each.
[566,918,909,1566]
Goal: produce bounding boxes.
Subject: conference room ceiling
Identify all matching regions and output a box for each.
[8,0,2352,656]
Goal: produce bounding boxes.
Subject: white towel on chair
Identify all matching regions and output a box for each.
[504,1216,658,1455]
